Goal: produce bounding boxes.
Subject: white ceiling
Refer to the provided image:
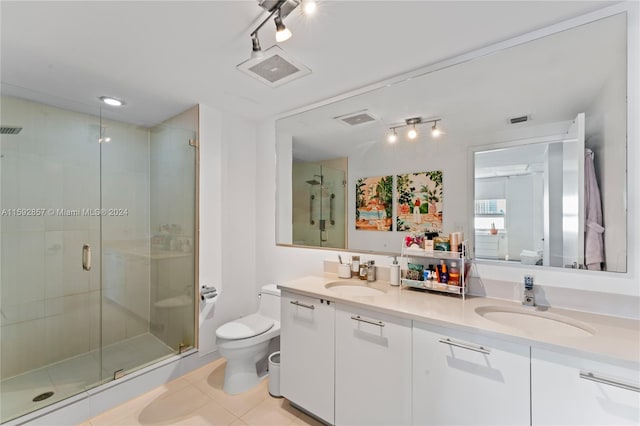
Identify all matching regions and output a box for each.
[0,1,618,127]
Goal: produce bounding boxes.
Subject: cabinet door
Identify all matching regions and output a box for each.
[531,347,640,425]
[335,304,412,425]
[280,291,334,425]
[413,322,530,426]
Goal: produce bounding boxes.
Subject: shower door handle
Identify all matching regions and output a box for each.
[309,195,315,225]
[330,193,336,225]
[82,244,91,271]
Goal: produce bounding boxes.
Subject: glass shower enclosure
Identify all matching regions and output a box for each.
[0,88,198,423]
[292,161,346,248]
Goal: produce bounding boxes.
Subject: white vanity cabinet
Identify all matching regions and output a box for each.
[280,291,335,425]
[531,347,640,425]
[412,321,530,426]
[335,304,412,425]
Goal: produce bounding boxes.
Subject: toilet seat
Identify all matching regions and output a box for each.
[216,313,274,340]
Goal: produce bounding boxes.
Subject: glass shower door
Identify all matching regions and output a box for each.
[0,93,102,422]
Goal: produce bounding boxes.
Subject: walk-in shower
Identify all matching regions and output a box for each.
[0,87,198,423]
[292,162,346,248]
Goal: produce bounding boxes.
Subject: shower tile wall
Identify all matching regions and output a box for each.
[0,96,150,379]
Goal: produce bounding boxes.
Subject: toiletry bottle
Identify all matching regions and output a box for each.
[439,260,449,284]
[390,257,400,286]
[449,261,460,286]
[352,256,360,278]
[429,264,437,281]
[359,263,368,280]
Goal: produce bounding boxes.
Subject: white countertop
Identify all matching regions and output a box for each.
[278,274,640,366]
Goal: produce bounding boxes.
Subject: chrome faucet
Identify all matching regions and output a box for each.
[522,275,535,306]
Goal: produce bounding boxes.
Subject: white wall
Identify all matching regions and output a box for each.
[198,106,258,356]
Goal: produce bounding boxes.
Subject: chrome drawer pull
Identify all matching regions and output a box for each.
[579,371,640,393]
[439,338,490,355]
[351,315,385,327]
[290,300,315,310]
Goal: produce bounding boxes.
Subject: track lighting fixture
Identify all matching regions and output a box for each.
[274,13,292,42]
[248,0,318,58]
[250,34,263,59]
[386,117,443,143]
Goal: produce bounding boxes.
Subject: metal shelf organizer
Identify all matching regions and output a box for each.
[400,241,470,299]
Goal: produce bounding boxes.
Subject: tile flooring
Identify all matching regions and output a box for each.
[82,358,324,426]
[1,334,174,423]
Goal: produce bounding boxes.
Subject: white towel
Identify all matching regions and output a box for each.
[584,149,604,270]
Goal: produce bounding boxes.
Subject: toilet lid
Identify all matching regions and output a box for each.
[216,314,274,340]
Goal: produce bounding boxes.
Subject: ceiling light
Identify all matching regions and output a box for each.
[250,34,263,59]
[431,121,442,138]
[303,0,317,15]
[274,15,292,42]
[407,125,418,140]
[99,96,124,107]
[386,117,442,142]
[388,129,398,143]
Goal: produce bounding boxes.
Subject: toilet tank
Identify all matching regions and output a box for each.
[259,284,281,320]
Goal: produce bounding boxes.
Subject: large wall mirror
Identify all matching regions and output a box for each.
[276,12,627,273]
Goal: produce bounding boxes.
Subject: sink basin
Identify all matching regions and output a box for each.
[475,305,595,337]
[325,281,386,297]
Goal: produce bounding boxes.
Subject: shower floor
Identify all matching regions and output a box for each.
[0,333,174,424]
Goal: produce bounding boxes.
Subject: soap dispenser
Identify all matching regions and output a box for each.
[390,256,400,286]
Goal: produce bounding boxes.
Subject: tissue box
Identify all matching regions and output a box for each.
[520,251,541,265]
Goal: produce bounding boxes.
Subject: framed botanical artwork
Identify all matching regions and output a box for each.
[396,171,443,232]
[355,175,393,231]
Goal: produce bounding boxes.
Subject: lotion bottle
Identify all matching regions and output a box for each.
[390,256,400,286]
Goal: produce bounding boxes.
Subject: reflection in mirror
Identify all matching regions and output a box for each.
[474,113,586,268]
[292,159,347,248]
[276,13,627,272]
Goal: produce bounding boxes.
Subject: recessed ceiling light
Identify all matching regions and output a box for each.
[99,96,124,107]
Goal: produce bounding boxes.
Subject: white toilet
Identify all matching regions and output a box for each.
[215,284,281,394]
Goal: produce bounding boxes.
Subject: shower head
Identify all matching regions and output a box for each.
[305,174,323,185]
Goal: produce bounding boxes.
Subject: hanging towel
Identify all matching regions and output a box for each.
[584,148,605,270]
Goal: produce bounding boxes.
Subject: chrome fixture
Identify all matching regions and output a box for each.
[387,117,443,142]
[249,0,317,54]
[251,34,263,59]
[523,275,535,306]
[274,12,292,42]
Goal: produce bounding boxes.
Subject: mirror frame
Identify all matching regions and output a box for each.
[275,3,638,286]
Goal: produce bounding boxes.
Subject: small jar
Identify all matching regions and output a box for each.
[351,256,360,277]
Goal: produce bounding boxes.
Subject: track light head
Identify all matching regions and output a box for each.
[274,14,292,42]
[250,34,264,59]
[431,122,442,138]
[388,129,398,143]
[407,125,418,140]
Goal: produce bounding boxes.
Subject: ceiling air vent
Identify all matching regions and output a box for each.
[237,46,311,88]
[334,110,378,127]
[0,126,23,135]
[509,115,531,124]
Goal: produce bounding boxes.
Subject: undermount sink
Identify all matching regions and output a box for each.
[475,305,595,337]
[325,281,386,297]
